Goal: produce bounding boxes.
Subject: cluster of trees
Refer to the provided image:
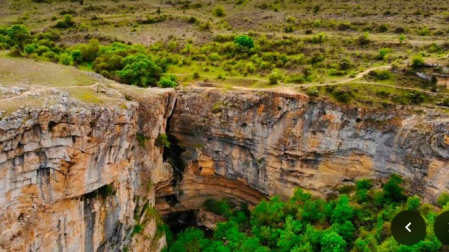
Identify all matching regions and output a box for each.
[164,174,447,252]
[0,25,176,88]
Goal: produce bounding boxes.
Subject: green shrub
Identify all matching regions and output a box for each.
[411,55,425,68]
[268,71,282,85]
[368,70,391,80]
[213,6,225,17]
[357,32,370,45]
[306,87,319,97]
[437,192,449,207]
[234,35,254,52]
[332,90,352,103]
[158,75,178,88]
[203,199,232,217]
[116,53,164,87]
[156,134,170,148]
[58,53,73,65]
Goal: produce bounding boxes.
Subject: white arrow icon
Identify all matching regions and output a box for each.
[406,222,411,232]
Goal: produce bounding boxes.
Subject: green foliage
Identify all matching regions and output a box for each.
[204,199,232,217]
[321,231,346,252]
[406,196,420,210]
[169,228,210,252]
[213,6,226,17]
[383,174,406,204]
[234,35,254,52]
[437,192,449,207]
[158,75,178,88]
[369,69,391,80]
[411,55,425,68]
[332,90,352,103]
[156,134,171,148]
[169,174,443,251]
[58,53,73,65]
[55,14,75,28]
[399,34,406,44]
[306,87,319,97]
[268,70,282,85]
[378,48,392,60]
[117,53,164,87]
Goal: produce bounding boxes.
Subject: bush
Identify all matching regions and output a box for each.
[158,75,178,88]
[357,32,370,45]
[437,192,449,207]
[58,53,73,65]
[411,55,425,68]
[306,87,319,97]
[407,92,425,104]
[156,134,171,148]
[332,90,352,103]
[268,71,282,85]
[213,6,226,17]
[368,70,391,80]
[234,35,254,52]
[117,53,164,87]
[55,14,75,28]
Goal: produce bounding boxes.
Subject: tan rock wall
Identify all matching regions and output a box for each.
[0,88,176,252]
[165,88,449,206]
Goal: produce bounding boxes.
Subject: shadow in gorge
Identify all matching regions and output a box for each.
[163,210,214,238]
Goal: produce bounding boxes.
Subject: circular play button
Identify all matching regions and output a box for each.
[391,211,426,245]
[434,211,449,245]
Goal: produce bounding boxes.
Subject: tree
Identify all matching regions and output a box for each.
[383,174,406,203]
[116,53,164,87]
[84,39,100,62]
[71,49,83,63]
[321,231,346,252]
[331,195,353,224]
[234,35,254,51]
[58,53,73,65]
[6,25,29,48]
[169,228,209,252]
[213,6,226,17]
[407,196,420,210]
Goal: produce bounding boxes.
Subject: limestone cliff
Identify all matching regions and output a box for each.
[0,84,176,252]
[157,87,449,213]
[1,83,449,252]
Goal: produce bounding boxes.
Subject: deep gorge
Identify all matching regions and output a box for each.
[0,86,448,251]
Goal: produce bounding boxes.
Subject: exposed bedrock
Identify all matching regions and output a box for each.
[0,87,176,252]
[156,87,449,213]
[1,85,449,252]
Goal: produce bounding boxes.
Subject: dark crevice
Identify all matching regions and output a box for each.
[163,96,186,186]
[163,210,213,238]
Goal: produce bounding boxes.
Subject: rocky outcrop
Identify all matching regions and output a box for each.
[158,87,449,211]
[1,83,449,251]
[0,86,176,252]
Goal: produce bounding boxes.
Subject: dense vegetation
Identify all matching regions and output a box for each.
[164,175,449,252]
[1,0,449,107]
[0,24,176,87]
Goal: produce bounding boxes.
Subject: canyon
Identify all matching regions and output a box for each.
[0,84,448,252]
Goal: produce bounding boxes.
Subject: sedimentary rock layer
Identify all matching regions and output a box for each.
[164,88,449,207]
[0,87,176,252]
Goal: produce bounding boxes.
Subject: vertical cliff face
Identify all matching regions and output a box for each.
[0,87,176,252]
[1,84,449,251]
[160,87,449,211]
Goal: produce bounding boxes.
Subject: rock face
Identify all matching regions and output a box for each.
[0,87,176,252]
[1,85,449,252]
[158,87,449,212]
